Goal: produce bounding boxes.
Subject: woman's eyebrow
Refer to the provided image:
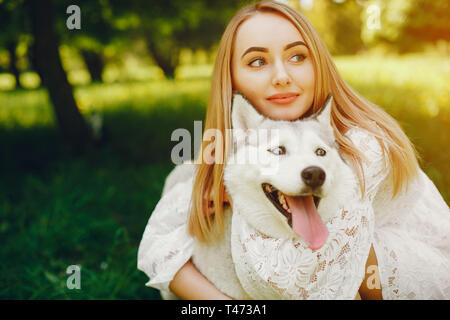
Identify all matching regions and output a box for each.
[241,41,307,59]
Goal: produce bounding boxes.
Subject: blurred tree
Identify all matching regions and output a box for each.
[292,0,365,55]
[27,0,92,153]
[110,0,249,79]
[361,0,450,52]
[52,0,121,83]
[80,49,105,82]
[0,0,27,88]
[1,0,122,85]
[6,40,22,89]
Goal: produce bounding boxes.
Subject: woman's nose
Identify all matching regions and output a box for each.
[272,60,291,87]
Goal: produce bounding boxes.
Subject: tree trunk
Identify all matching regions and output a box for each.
[28,42,42,88]
[7,41,22,90]
[28,0,92,154]
[146,37,179,80]
[80,49,104,83]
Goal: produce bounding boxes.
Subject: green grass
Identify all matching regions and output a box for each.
[0,80,209,299]
[0,55,449,299]
[0,157,172,299]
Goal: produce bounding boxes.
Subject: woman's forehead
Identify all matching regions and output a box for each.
[233,12,305,56]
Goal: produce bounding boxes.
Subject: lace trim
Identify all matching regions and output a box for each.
[232,201,374,299]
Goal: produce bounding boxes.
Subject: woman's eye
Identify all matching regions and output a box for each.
[249,54,305,67]
[315,147,326,157]
[268,146,286,155]
[291,54,306,63]
[248,58,265,67]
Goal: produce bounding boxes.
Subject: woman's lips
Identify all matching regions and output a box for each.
[267,94,299,105]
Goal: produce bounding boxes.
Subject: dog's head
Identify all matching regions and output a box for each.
[224,92,356,250]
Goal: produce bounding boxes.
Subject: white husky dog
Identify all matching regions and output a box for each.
[162,92,358,299]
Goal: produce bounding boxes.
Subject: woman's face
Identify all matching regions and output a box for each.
[231,12,316,121]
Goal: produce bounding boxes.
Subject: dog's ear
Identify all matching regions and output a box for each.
[314,94,333,128]
[231,92,265,131]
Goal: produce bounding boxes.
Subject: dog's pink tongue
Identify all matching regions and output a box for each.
[284,195,329,251]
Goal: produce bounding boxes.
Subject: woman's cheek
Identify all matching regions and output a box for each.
[291,64,312,83]
[304,63,316,88]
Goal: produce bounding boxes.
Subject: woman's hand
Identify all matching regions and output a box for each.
[169,260,233,300]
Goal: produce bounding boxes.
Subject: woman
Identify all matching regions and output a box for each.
[138,1,450,299]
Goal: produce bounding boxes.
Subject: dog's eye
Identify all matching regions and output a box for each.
[315,147,326,156]
[268,146,286,155]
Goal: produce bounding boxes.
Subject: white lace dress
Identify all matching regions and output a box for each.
[137,127,450,299]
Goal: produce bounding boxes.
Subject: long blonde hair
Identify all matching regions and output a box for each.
[188,0,420,242]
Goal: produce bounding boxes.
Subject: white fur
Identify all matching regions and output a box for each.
[224,93,357,239]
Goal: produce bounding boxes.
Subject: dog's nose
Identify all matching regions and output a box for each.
[301,166,326,188]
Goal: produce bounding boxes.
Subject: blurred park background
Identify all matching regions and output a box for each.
[0,0,448,299]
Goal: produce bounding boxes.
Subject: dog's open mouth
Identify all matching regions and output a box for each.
[261,182,328,251]
[261,183,321,227]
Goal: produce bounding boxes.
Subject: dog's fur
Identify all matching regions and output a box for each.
[162,93,357,299]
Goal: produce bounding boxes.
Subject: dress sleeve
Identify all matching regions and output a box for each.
[344,126,391,203]
[137,163,196,296]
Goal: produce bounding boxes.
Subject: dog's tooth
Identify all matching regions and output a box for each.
[287,208,292,213]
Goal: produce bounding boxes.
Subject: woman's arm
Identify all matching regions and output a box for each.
[169,189,234,300]
[170,189,233,300]
[169,260,233,300]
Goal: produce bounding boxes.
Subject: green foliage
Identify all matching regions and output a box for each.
[0,0,26,46]
[298,0,365,55]
[0,157,170,299]
[361,0,450,52]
